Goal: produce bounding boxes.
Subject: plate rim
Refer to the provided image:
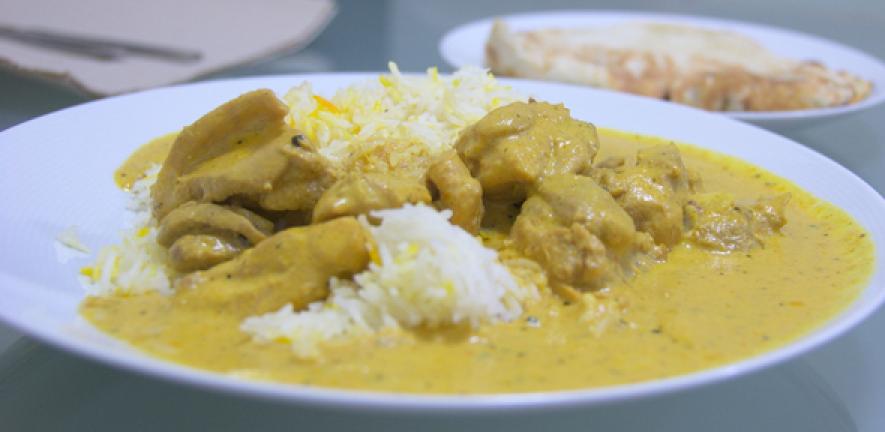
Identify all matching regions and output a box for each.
[0,72,883,411]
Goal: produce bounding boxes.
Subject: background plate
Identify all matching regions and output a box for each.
[439,10,885,131]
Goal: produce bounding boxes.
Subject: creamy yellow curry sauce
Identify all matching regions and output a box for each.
[83,128,873,394]
[114,133,176,191]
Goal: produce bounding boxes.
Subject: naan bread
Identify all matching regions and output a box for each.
[486,21,872,111]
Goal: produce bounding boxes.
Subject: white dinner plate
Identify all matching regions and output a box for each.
[0,74,883,412]
[439,11,885,131]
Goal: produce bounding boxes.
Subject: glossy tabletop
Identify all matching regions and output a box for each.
[1,1,883,430]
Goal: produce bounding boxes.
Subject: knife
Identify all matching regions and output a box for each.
[0,25,202,63]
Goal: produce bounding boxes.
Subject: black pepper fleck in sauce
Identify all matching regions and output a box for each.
[291,134,306,147]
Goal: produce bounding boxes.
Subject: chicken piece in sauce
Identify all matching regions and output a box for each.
[176,217,370,317]
[427,150,484,234]
[454,100,599,203]
[157,202,274,272]
[592,144,699,248]
[312,173,431,223]
[684,193,789,251]
[151,89,337,219]
[512,174,653,295]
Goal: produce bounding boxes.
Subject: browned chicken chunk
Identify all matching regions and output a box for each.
[593,144,698,247]
[455,100,599,202]
[151,89,337,220]
[168,234,244,273]
[312,173,431,223]
[176,131,336,212]
[152,90,288,219]
[176,217,370,317]
[684,193,789,251]
[158,202,273,247]
[427,150,484,234]
[512,174,652,295]
[158,202,274,272]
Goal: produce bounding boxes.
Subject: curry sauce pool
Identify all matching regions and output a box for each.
[81,128,874,394]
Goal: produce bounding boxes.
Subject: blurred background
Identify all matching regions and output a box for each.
[3,0,885,127]
[1,1,884,431]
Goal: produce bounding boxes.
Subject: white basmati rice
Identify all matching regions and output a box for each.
[283,62,523,174]
[55,226,91,264]
[56,226,90,254]
[81,165,174,296]
[241,204,538,358]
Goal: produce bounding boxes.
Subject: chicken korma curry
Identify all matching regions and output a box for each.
[80,67,873,394]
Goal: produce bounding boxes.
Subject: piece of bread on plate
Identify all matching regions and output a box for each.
[485,20,872,111]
